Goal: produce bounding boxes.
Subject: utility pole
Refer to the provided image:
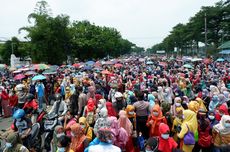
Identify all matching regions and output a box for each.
[11,42,14,54]
[205,13,207,57]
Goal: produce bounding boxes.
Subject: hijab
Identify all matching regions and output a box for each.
[125,105,136,118]
[182,109,198,133]
[118,110,133,136]
[106,102,117,117]
[213,115,230,135]
[188,101,200,113]
[70,123,86,151]
[148,93,155,109]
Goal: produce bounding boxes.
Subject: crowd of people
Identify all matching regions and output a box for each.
[0,56,230,152]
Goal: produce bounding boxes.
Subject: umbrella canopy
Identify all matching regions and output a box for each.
[103,61,113,65]
[32,74,46,81]
[32,64,49,70]
[0,64,7,69]
[191,58,202,62]
[49,65,59,70]
[72,63,81,68]
[25,71,37,76]
[114,63,123,68]
[183,64,193,69]
[42,69,57,75]
[85,61,95,65]
[83,66,92,70]
[159,62,168,67]
[101,70,112,75]
[13,70,22,74]
[216,58,225,62]
[14,74,25,80]
[146,61,153,65]
[218,41,230,49]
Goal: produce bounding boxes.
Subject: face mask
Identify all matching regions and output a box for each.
[153,112,159,116]
[175,103,181,107]
[208,115,215,120]
[129,111,134,115]
[224,123,230,128]
[107,139,113,144]
[81,125,85,129]
[145,150,153,152]
[161,134,169,139]
[57,147,65,152]
[71,132,75,137]
[57,133,65,138]
[6,142,12,148]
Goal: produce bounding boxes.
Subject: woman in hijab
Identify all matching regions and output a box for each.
[194,110,212,152]
[209,94,220,111]
[212,115,230,152]
[215,104,229,121]
[210,85,220,97]
[208,110,218,129]
[147,93,155,110]
[109,117,129,151]
[125,105,137,136]
[146,104,167,137]
[79,117,93,142]
[95,99,107,121]
[202,89,210,109]
[82,98,96,126]
[0,87,11,118]
[93,107,110,135]
[52,125,65,152]
[158,123,177,152]
[64,111,77,137]
[177,109,198,152]
[3,132,29,152]
[172,107,184,142]
[188,100,200,113]
[70,123,89,152]
[106,102,117,117]
[218,94,228,105]
[195,98,208,112]
[118,110,135,152]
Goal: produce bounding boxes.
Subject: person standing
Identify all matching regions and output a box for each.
[35,81,45,110]
[133,91,150,139]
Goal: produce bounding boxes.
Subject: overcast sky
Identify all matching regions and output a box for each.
[0,0,218,48]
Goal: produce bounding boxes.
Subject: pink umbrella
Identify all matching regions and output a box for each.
[114,63,123,68]
[14,74,26,80]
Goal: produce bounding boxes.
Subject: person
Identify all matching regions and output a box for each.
[209,94,219,111]
[52,125,65,152]
[64,111,77,137]
[208,110,218,129]
[69,123,89,152]
[212,115,230,152]
[158,123,177,152]
[78,86,88,116]
[93,107,110,135]
[57,135,71,152]
[83,98,96,126]
[133,91,150,139]
[172,107,184,142]
[3,132,29,152]
[23,93,38,123]
[35,80,45,110]
[145,137,158,152]
[12,109,32,148]
[106,101,117,117]
[0,86,11,117]
[49,93,68,122]
[177,109,198,152]
[87,128,121,152]
[79,116,94,142]
[146,104,167,137]
[113,92,126,113]
[8,89,18,114]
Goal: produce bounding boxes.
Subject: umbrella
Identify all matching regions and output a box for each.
[0,64,7,69]
[83,66,92,70]
[42,69,57,75]
[103,61,113,65]
[191,58,202,62]
[32,74,46,81]
[49,65,59,70]
[183,64,193,69]
[18,67,30,71]
[25,71,37,76]
[32,64,49,70]
[13,70,22,74]
[85,61,95,65]
[14,74,26,80]
[159,62,168,67]
[114,63,123,68]
[203,58,211,64]
[101,70,112,75]
[216,58,225,62]
[146,61,153,65]
[72,63,81,68]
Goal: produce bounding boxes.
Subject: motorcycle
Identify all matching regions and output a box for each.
[29,123,42,152]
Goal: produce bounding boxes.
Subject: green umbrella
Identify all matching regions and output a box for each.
[183,64,193,69]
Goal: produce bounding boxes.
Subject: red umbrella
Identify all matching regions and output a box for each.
[101,70,112,75]
[203,58,211,64]
[72,63,81,68]
[14,74,25,80]
[114,63,123,68]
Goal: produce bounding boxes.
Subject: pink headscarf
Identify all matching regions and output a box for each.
[118,110,133,136]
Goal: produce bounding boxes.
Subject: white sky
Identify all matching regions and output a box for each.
[0,0,218,48]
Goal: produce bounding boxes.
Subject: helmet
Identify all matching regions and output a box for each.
[54,93,62,101]
[13,109,25,119]
[114,92,123,99]
[26,93,35,101]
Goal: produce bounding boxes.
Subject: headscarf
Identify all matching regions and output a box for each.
[79,117,89,130]
[118,110,133,136]
[188,101,200,113]
[6,132,20,146]
[106,102,117,117]
[70,123,86,151]
[158,123,177,152]
[53,125,64,152]
[97,128,113,143]
[125,105,136,118]
[213,115,230,135]
[181,109,198,133]
[195,98,207,112]
[208,110,218,128]
[148,93,155,109]
[218,94,228,104]
[164,87,173,104]
[223,91,230,100]
[87,98,95,112]
[157,86,164,101]
[210,85,220,96]
[202,89,209,98]
[209,94,219,111]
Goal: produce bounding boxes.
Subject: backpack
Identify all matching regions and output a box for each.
[86,111,95,125]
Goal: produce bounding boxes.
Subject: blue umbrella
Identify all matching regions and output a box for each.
[85,61,95,65]
[146,61,153,65]
[32,74,46,81]
[216,58,225,62]
[83,66,92,70]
